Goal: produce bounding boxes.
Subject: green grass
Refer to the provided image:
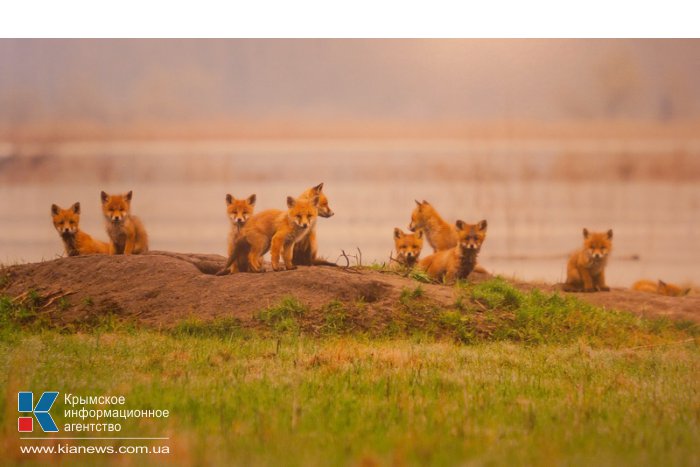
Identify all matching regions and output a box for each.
[1,328,698,466]
[1,279,699,465]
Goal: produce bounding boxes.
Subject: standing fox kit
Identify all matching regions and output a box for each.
[101,191,149,255]
[419,220,487,282]
[292,183,334,266]
[225,193,256,257]
[409,200,458,252]
[564,228,612,292]
[393,228,423,267]
[226,195,319,273]
[632,279,690,297]
[51,202,110,256]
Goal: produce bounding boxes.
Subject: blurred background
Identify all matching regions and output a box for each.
[0,39,698,285]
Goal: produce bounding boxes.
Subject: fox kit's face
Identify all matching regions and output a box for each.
[303,183,334,218]
[51,202,81,236]
[582,228,612,261]
[287,195,319,230]
[101,191,132,224]
[409,200,432,232]
[394,228,423,264]
[226,194,256,226]
[456,219,487,251]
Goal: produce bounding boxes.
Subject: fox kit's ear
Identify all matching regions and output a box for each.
[100,191,108,203]
[51,204,60,216]
[658,280,667,287]
[247,194,256,206]
[125,190,133,202]
[287,196,296,208]
[311,195,320,207]
[71,202,81,214]
[422,200,429,205]
[313,182,324,193]
[683,288,691,296]
[414,199,422,207]
[582,228,589,239]
[606,229,613,239]
[394,227,403,239]
[415,229,423,239]
[455,220,465,230]
[478,219,488,231]
[225,194,233,205]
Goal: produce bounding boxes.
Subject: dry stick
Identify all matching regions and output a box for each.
[335,250,351,268]
[41,291,76,310]
[12,291,29,303]
[622,337,696,351]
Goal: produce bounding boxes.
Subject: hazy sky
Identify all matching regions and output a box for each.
[1,39,699,124]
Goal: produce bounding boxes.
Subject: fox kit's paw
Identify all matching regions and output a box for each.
[286,265,298,271]
[583,288,596,293]
[598,286,610,292]
[215,268,230,276]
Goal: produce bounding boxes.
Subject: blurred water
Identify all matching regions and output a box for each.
[1,140,698,286]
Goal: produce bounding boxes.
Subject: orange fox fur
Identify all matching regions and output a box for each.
[51,202,110,256]
[632,279,690,297]
[393,228,423,267]
[225,195,319,273]
[292,183,334,266]
[418,220,487,282]
[409,200,487,273]
[100,190,149,255]
[563,228,612,292]
[225,193,256,258]
[409,200,458,252]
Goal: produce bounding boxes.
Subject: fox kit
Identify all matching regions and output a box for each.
[563,228,612,292]
[409,200,458,252]
[51,202,110,256]
[632,279,690,297]
[225,195,319,273]
[419,220,487,283]
[100,190,149,255]
[393,228,423,267]
[225,193,256,257]
[292,183,334,266]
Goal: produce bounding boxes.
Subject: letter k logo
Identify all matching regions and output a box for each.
[18,392,59,432]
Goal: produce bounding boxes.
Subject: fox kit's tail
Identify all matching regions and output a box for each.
[217,236,252,275]
[311,257,338,267]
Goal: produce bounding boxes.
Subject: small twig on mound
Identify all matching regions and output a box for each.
[12,291,30,304]
[41,291,76,310]
[356,247,363,267]
[336,250,351,268]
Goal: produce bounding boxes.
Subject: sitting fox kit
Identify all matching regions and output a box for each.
[632,279,690,297]
[226,193,256,257]
[409,200,458,252]
[101,190,149,255]
[393,228,423,267]
[564,228,612,292]
[51,202,110,256]
[292,183,334,266]
[227,195,319,273]
[419,220,487,282]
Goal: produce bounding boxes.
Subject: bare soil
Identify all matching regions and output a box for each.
[1,252,697,329]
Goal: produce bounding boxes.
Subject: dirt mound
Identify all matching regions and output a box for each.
[1,252,698,329]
